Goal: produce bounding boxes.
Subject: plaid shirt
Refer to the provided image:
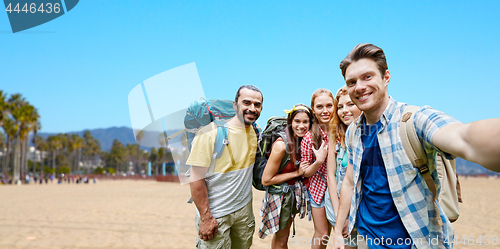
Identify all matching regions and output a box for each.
[346,97,459,249]
[258,181,307,238]
[301,128,329,204]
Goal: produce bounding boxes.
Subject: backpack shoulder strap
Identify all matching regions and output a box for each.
[399,105,437,198]
[213,120,236,166]
[277,132,290,173]
[347,120,356,152]
[252,122,261,138]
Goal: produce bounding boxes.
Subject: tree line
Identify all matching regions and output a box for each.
[0,91,175,184]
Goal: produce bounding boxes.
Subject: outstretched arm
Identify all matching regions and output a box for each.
[189,166,218,241]
[432,118,500,172]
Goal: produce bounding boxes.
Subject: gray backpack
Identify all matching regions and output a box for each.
[399,105,462,223]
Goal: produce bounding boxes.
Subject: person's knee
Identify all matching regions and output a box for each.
[276,231,289,243]
[276,236,288,247]
[277,239,288,248]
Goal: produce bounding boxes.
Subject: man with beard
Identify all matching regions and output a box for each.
[187,85,263,249]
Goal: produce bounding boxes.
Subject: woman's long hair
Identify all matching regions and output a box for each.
[284,104,314,168]
[310,88,334,149]
[329,86,349,148]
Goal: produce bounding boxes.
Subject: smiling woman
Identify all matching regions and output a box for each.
[300,88,335,249]
[259,103,312,248]
[324,85,362,249]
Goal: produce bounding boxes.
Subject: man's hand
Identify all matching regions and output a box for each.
[198,216,218,241]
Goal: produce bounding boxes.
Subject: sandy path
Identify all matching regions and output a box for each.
[0,177,498,249]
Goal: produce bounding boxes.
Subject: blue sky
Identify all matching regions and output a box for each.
[1,1,499,133]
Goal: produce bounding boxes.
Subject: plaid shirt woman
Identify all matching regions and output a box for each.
[301,128,329,204]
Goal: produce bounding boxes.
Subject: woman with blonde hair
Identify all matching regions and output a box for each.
[300,88,334,249]
[325,86,362,248]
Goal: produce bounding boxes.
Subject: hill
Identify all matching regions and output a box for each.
[37,126,185,152]
[38,126,137,151]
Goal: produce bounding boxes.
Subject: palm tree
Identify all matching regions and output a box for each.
[139,149,150,175]
[158,132,174,175]
[69,134,85,172]
[8,94,25,183]
[0,92,42,183]
[90,139,101,172]
[157,147,166,175]
[82,131,94,172]
[125,144,138,174]
[18,104,36,180]
[110,139,125,173]
[0,91,6,176]
[0,132,5,177]
[2,118,16,176]
[0,91,6,133]
[34,135,47,175]
[135,130,144,174]
[29,113,41,176]
[47,135,62,177]
[149,147,158,175]
[60,133,70,165]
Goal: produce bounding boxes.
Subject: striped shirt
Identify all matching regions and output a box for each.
[186,122,257,218]
[346,97,459,249]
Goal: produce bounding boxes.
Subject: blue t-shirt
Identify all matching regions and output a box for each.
[356,119,411,248]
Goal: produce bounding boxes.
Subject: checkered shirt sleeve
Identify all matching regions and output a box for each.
[300,130,328,204]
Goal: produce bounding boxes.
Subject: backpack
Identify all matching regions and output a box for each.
[253,116,291,194]
[347,105,462,223]
[184,98,235,153]
[399,105,462,223]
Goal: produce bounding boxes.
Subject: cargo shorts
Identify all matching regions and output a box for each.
[195,200,255,249]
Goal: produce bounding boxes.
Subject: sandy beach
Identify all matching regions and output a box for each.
[0,176,498,249]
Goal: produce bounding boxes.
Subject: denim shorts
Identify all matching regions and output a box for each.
[308,190,325,208]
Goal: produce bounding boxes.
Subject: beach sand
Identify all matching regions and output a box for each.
[0,176,498,249]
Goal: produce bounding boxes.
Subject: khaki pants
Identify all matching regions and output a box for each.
[356,238,370,249]
[195,200,255,249]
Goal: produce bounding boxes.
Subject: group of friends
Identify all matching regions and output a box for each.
[186,43,500,249]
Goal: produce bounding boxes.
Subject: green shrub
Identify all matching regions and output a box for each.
[58,166,70,175]
[94,167,105,174]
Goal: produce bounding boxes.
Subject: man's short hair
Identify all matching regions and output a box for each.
[234,85,263,103]
[340,43,388,79]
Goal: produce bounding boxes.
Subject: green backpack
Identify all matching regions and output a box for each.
[252,116,291,194]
